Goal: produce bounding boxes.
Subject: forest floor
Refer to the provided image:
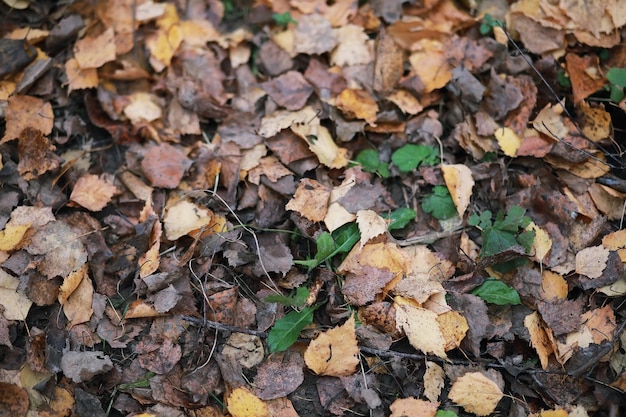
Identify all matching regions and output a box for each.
[0,0,626,416]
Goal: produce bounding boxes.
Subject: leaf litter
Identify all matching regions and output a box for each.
[0,0,625,416]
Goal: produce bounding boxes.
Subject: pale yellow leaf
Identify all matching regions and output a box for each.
[394,297,447,358]
[0,269,32,320]
[448,372,503,416]
[356,210,388,248]
[575,245,609,279]
[494,126,521,157]
[441,164,474,217]
[423,361,444,402]
[259,106,318,138]
[437,310,468,351]
[390,397,438,417]
[304,315,359,376]
[164,200,214,241]
[291,122,349,168]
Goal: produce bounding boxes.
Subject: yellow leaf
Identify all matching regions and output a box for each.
[0,269,32,320]
[448,372,503,416]
[437,310,468,351]
[58,263,88,305]
[226,387,268,417]
[494,126,521,157]
[524,311,552,369]
[390,397,439,417]
[304,315,359,376]
[356,210,388,248]
[526,222,552,262]
[540,270,568,301]
[163,199,215,241]
[0,222,30,251]
[335,88,379,125]
[394,297,447,359]
[291,122,349,169]
[441,164,474,217]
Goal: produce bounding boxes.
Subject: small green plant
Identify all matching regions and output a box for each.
[556,69,572,89]
[266,287,316,352]
[479,13,504,36]
[471,278,521,305]
[294,222,360,270]
[354,149,390,178]
[435,411,458,417]
[391,144,440,173]
[421,185,457,220]
[468,205,535,258]
[384,207,417,231]
[272,12,297,26]
[605,67,626,103]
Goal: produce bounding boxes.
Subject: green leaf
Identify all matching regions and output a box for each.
[385,208,417,231]
[272,12,297,26]
[391,144,439,172]
[516,230,536,253]
[481,227,518,257]
[607,67,626,87]
[265,287,309,308]
[610,84,625,103]
[421,185,457,220]
[493,205,528,233]
[435,411,458,417]
[331,222,360,254]
[268,307,315,352]
[355,149,382,172]
[471,278,521,305]
[468,210,491,229]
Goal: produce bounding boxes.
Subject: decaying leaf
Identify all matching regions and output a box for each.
[356,209,388,248]
[286,178,331,222]
[226,387,268,417]
[389,397,438,417]
[575,245,610,279]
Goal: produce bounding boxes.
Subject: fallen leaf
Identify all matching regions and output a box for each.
[441,164,474,217]
[389,397,438,417]
[123,92,163,124]
[226,387,269,417]
[291,121,349,168]
[63,274,94,326]
[448,372,504,416]
[141,143,191,189]
[70,174,118,211]
[0,383,28,417]
[423,361,445,402]
[437,310,469,351]
[525,311,553,369]
[17,127,59,180]
[356,210,388,248]
[0,269,33,320]
[60,351,113,383]
[335,88,379,125]
[73,27,116,69]
[163,199,215,241]
[259,106,318,138]
[304,315,359,376]
[575,245,609,279]
[221,333,264,369]
[494,126,521,157]
[394,296,448,359]
[0,95,54,143]
[286,178,331,222]
[0,222,30,251]
[330,24,373,67]
[408,41,452,93]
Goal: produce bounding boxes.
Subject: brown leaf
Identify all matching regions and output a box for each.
[70,174,118,211]
[73,27,116,69]
[261,71,314,111]
[565,53,606,103]
[286,178,331,222]
[141,143,191,189]
[254,350,305,400]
